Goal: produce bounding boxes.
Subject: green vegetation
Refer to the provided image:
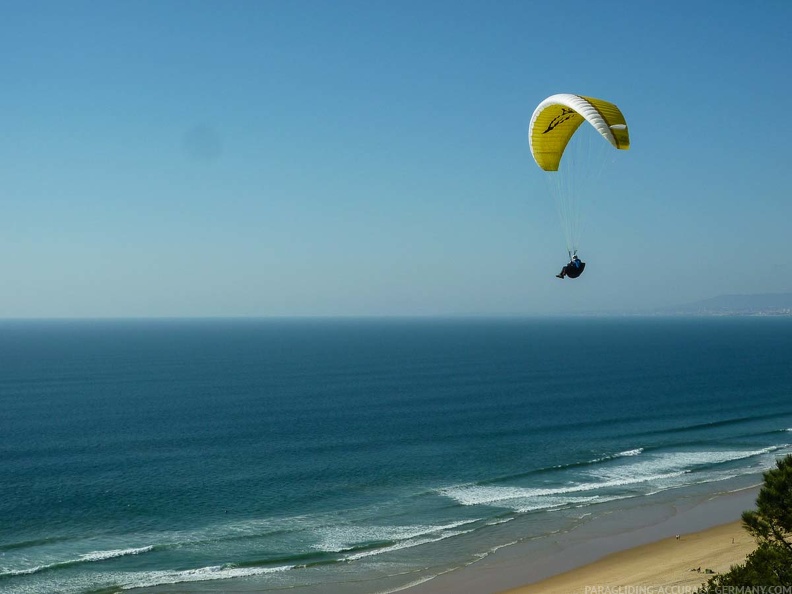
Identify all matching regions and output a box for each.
[697,454,792,592]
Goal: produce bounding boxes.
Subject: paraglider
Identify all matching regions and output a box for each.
[556,254,585,279]
[528,94,630,279]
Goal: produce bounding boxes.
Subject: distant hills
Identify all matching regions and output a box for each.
[658,293,792,316]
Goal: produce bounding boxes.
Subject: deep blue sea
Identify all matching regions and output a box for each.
[2,317,792,594]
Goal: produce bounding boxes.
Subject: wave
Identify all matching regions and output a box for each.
[0,515,488,586]
[439,445,788,511]
[206,518,487,574]
[87,523,478,591]
[115,563,293,591]
[0,546,154,579]
[149,511,480,555]
[587,445,788,489]
[343,526,475,561]
[631,411,792,439]
[584,447,645,466]
[78,546,154,563]
[569,446,647,466]
[440,470,687,508]
[597,446,777,476]
[617,448,644,457]
[438,446,652,499]
[0,536,74,553]
[466,446,650,490]
[311,519,480,555]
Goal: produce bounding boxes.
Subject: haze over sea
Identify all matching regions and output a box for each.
[2,317,791,594]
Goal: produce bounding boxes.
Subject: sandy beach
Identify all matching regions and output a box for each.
[502,521,754,594]
[404,486,760,594]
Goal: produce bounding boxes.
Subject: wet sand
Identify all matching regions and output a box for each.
[405,486,759,594]
[502,520,754,594]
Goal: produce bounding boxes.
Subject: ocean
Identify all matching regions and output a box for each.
[1,317,791,594]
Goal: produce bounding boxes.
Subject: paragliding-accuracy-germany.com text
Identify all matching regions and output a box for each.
[584,587,792,594]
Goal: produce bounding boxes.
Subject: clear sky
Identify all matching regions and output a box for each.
[2,0,791,317]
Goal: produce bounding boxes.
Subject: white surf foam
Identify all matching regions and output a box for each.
[343,527,475,561]
[440,470,686,509]
[442,446,786,511]
[592,446,785,483]
[78,546,154,563]
[0,545,155,578]
[314,519,480,553]
[617,448,644,457]
[117,564,293,590]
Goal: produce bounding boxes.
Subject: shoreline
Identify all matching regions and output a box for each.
[503,520,753,594]
[404,485,760,594]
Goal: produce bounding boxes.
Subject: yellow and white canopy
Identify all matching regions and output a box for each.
[529,94,630,172]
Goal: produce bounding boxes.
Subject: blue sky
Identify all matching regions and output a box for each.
[2,0,791,317]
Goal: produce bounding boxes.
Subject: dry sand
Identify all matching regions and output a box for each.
[501,521,754,594]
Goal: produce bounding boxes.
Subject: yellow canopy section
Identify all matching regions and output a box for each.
[529,94,630,171]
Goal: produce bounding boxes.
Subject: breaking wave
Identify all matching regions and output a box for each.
[0,546,154,579]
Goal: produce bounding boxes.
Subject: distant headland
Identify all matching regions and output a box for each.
[658,293,792,316]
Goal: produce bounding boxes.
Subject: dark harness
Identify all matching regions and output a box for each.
[565,261,585,278]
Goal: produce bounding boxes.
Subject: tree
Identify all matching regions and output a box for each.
[742,454,792,555]
[697,454,792,593]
